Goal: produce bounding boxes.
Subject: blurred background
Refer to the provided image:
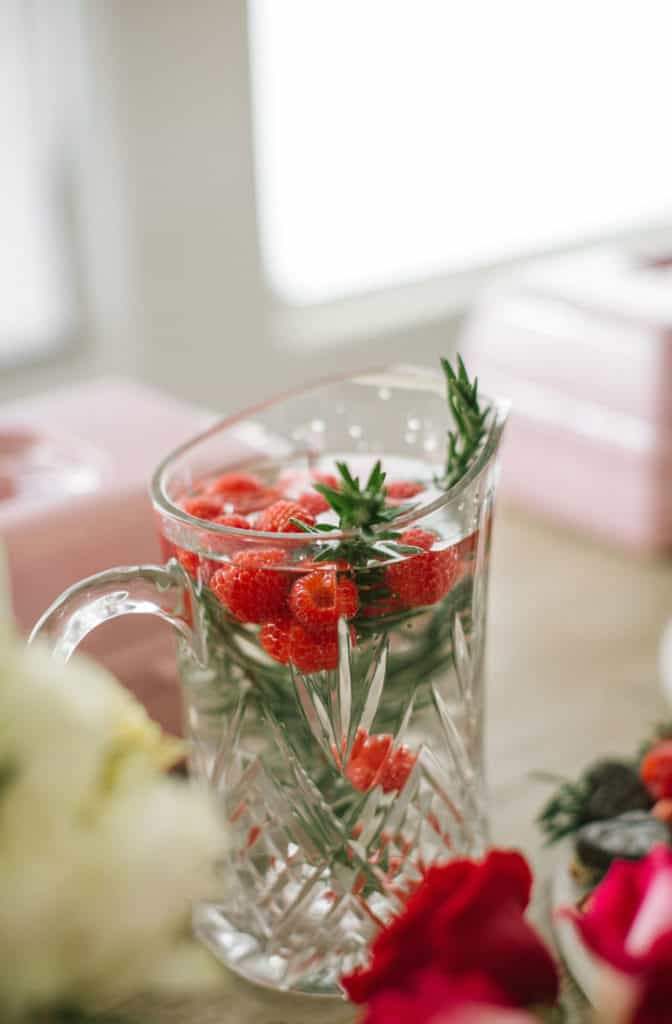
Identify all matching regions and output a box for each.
[2,0,672,856]
[3,0,672,653]
[3,0,671,412]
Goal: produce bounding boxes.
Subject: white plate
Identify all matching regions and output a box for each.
[551,844,602,1002]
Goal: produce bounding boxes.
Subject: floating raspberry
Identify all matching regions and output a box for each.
[641,740,672,800]
[259,620,291,663]
[386,480,425,500]
[207,472,264,496]
[312,471,340,489]
[385,528,458,608]
[181,495,223,520]
[289,570,359,629]
[397,527,436,552]
[297,490,330,516]
[256,500,316,533]
[206,471,280,513]
[211,548,289,622]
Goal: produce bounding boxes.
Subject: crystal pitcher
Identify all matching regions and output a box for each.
[32,364,508,996]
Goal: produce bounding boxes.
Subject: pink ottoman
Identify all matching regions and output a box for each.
[1,377,212,733]
[461,240,672,552]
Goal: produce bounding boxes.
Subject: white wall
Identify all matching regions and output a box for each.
[1,0,461,413]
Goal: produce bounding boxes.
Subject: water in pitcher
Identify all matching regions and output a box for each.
[163,450,490,993]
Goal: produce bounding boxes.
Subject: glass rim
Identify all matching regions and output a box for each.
[150,363,510,543]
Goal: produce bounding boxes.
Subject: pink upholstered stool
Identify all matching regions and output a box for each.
[461,239,672,552]
[1,378,212,733]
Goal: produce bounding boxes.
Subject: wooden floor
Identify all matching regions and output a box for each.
[122,503,672,1023]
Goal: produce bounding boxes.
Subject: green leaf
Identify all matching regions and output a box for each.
[437,353,487,489]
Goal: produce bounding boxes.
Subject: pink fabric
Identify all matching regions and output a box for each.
[1,377,210,733]
[462,261,672,552]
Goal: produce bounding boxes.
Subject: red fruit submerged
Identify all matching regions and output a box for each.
[385,529,458,608]
[289,570,359,629]
[211,548,289,623]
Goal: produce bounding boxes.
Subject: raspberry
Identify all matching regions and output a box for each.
[265,620,355,673]
[176,548,199,576]
[398,528,436,552]
[207,472,264,496]
[347,730,393,791]
[206,472,280,513]
[289,570,359,629]
[297,491,330,516]
[181,495,223,520]
[259,621,291,664]
[208,514,253,560]
[289,622,340,672]
[346,729,415,794]
[312,471,340,489]
[380,746,416,794]
[256,500,316,533]
[641,741,672,800]
[176,550,220,584]
[385,529,458,608]
[386,481,425,500]
[211,548,289,622]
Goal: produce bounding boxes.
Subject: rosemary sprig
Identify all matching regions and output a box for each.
[291,460,420,566]
[313,460,407,532]
[439,354,488,489]
[537,758,652,845]
[537,775,594,844]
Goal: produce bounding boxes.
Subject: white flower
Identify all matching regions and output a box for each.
[0,623,227,1020]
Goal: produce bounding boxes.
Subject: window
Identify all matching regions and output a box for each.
[0,0,72,367]
[250,1,672,307]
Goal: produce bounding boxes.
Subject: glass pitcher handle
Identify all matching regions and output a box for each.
[29,562,205,664]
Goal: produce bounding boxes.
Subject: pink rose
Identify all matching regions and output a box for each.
[564,844,672,1023]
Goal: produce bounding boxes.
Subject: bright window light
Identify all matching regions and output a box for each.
[0,1,70,364]
[250,0,672,306]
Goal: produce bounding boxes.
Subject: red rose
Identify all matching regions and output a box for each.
[342,850,558,1010]
[564,844,672,1023]
[360,967,537,1024]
